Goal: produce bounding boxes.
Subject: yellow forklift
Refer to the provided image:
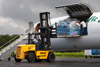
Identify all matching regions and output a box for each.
[14,12,57,63]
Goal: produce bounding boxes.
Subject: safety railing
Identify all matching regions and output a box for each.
[0,35,20,50]
[0,34,28,57]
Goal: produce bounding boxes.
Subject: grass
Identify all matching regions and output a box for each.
[7,51,85,58]
[54,51,85,58]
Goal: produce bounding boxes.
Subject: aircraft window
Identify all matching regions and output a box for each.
[57,18,88,37]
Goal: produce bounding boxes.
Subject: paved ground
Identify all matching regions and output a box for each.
[1,58,100,67]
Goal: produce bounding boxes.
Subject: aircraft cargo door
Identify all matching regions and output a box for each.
[56,3,93,38]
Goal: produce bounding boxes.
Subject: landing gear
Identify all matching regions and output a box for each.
[90,56,92,58]
[46,52,55,62]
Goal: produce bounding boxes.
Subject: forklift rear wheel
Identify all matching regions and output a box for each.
[46,52,55,62]
[35,59,42,62]
[26,52,36,63]
[14,54,22,62]
[15,59,22,62]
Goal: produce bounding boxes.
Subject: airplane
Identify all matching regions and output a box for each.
[32,3,100,52]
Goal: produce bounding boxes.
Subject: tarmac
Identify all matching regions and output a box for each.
[1,57,100,67]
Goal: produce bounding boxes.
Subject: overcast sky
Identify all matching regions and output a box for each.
[0,0,100,34]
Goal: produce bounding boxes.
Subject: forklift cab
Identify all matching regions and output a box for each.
[28,33,44,50]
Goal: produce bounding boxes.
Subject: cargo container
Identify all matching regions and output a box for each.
[84,49,100,58]
[57,18,80,38]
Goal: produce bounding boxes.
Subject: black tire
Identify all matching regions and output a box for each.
[35,59,42,62]
[26,52,36,63]
[95,56,97,58]
[14,54,22,62]
[46,52,55,62]
[85,56,88,58]
[90,56,92,59]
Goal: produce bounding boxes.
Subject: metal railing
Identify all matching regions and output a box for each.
[0,35,20,50]
[0,34,28,57]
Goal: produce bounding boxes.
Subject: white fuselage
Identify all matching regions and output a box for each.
[35,12,100,51]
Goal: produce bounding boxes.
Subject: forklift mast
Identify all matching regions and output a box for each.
[39,12,57,50]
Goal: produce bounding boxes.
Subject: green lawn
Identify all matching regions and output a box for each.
[54,51,85,58]
[8,51,85,58]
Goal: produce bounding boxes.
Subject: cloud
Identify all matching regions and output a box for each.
[0,0,2,14]
[0,0,100,34]
[0,0,82,22]
[0,16,27,34]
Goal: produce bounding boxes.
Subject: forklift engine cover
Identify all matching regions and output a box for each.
[16,44,36,59]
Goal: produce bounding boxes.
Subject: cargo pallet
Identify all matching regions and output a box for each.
[57,35,80,38]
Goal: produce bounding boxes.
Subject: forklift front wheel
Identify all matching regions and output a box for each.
[26,52,36,63]
[46,52,55,62]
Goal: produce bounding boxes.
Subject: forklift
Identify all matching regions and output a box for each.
[14,12,57,62]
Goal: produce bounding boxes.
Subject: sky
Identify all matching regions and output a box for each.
[0,0,100,34]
